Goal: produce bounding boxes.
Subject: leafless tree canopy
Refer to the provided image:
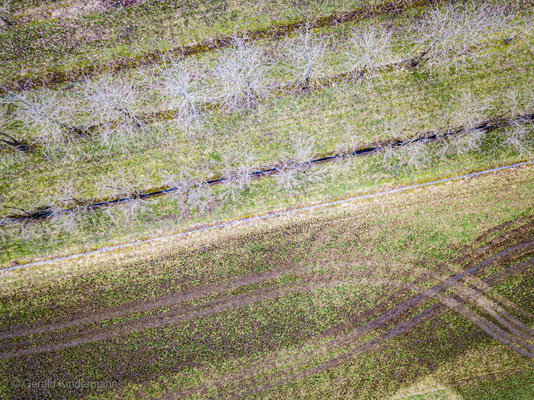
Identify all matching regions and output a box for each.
[213,36,270,111]
[282,25,329,91]
[345,25,393,78]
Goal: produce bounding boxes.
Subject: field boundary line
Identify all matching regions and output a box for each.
[1,160,532,273]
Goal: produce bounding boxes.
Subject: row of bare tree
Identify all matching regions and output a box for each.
[0,1,518,153]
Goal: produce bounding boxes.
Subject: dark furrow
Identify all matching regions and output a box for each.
[0,263,428,354]
[2,112,532,226]
[2,238,531,362]
[208,258,534,400]
[0,262,354,340]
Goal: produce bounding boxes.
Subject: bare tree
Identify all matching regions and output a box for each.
[504,88,534,117]
[413,1,510,70]
[78,74,148,150]
[444,90,489,130]
[220,151,256,201]
[97,170,151,225]
[281,25,329,91]
[438,129,486,159]
[344,25,393,80]
[153,56,206,131]
[2,88,82,148]
[501,122,533,159]
[97,169,149,201]
[16,182,82,234]
[376,115,415,142]
[47,205,85,235]
[186,181,214,217]
[381,139,431,174]
[274,134,318,193]
[80,74,144,128]
[116,198,149,223]
[159,169,214,219]
[98,118,141,151]
[213,36,270,111]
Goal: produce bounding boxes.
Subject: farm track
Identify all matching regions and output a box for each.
[2,112,532,225]
[1,222,532,365]
[1,0,444,91]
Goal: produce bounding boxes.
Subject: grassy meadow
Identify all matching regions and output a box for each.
[0,0,533,399]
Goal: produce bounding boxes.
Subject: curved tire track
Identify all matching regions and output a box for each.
[181,257,534,399]
[2,241,532,362]
[1,220,531,343]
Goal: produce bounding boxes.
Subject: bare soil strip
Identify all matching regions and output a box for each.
[2,0,440,91]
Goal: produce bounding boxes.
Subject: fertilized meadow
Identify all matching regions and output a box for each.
[0,0,533,399]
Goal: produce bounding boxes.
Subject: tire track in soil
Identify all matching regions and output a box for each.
[0,265,303,340]
[2,203,531,352]
[0,262,430,357]
[0,219,532,353]
[0,278,399,359]
[0,259,412,342]
[2,237,532,363]
[181,257,534,400]
[1,217,531,344]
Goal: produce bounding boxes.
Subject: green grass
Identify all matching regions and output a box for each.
[0,0,386,84]
[1,122,533,265]
[0,164,532,399]
[1,34,532,214]
[1,1,533,399]
[6,3,529,136]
